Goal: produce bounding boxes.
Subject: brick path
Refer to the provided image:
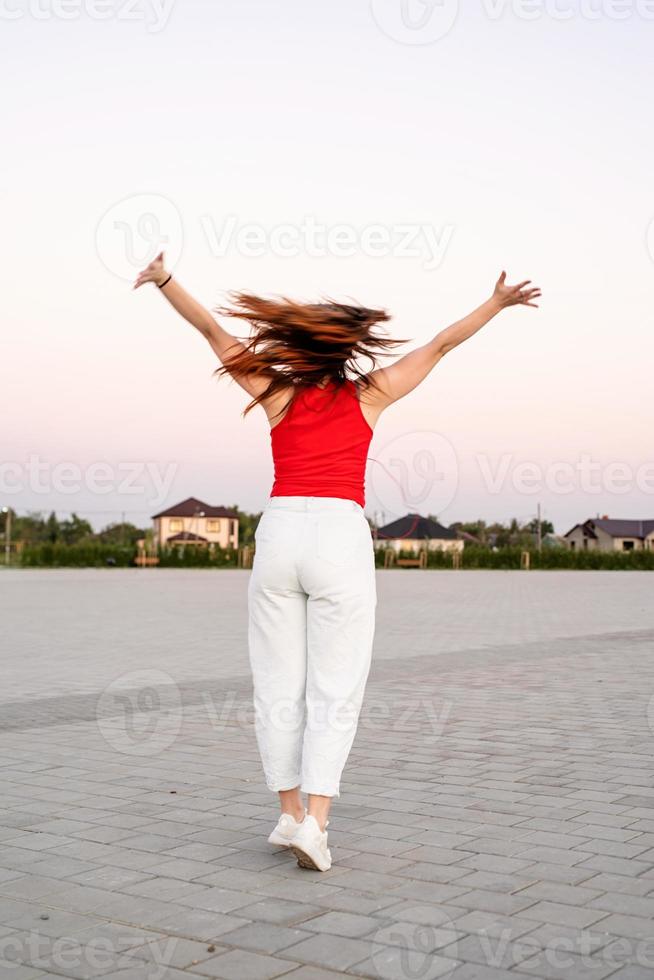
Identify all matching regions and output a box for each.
[1,570,654,979]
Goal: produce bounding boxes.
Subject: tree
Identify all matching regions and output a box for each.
[45,512,60,543]
[528,517,554,536]
[98,522,146,546]
[450,520,488,543]
[59,514,94,545]
[231,507,260,547]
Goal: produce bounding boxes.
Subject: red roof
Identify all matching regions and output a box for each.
[152,497,238,519]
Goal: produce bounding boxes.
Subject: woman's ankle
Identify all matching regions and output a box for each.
[278,787,304,823]
[283,805,305,822]
[307,809,329,832]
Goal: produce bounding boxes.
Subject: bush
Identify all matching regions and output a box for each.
[375,545,654,571]
[20,542,134,567]
[18,541,654,571]
[18,542,240,568]
[156,545,238,568]
[531,547,654,570]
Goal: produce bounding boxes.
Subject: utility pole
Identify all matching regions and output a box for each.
[537,502,542,553]
[2,507,11,565]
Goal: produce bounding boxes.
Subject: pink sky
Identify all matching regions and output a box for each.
[2,1,653,532]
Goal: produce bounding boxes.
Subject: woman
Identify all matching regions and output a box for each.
[134,254,540,871]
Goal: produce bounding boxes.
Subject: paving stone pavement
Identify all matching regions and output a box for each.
[1,569,654,980]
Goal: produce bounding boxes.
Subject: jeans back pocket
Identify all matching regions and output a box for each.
[317,512,368,567]
[254,512,285,563]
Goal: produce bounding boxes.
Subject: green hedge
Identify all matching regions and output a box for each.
[16,542,654,571]
[20,543,135,567]
[18,543,239,568]
[374,544,654,571]
[157,546,238,568]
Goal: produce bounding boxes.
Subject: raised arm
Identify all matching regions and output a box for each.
[366,271,541,410]
[133,251,272,402]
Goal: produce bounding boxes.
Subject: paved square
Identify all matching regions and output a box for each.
[1,569,654,979]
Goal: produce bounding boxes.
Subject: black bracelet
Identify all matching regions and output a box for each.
[157,274,172,289]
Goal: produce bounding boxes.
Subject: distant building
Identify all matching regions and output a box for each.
[152,497,239,550]
[454,529,482,545]
[541,532,567,548]
[564,518,654,553]
[375,514,464,554]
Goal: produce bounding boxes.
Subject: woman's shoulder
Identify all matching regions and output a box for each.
[350,374,377,403]
[263,383,298,430]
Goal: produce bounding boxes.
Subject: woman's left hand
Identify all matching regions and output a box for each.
[133,251,169,289]
[493,271,541,309]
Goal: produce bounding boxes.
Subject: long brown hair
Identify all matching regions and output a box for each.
[214,293,408,420]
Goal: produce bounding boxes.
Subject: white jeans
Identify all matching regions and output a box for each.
[248,496,377,798]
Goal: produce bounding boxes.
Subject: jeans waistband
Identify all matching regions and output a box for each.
[265,495,363,513]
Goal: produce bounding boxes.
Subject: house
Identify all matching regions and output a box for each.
[152,497,239,550]
[541,532,567,549]
[564,517,654,552]
[374,513,464,554]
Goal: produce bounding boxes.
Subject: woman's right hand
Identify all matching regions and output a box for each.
[133,251,169,289]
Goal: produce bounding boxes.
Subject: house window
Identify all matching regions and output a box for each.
[230,520,236,535]
[570,541,576,550]
[206,519,221,532]
[169,519,183,532]
[622,540,635,551]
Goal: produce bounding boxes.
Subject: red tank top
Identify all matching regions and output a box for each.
[270,379,373,508]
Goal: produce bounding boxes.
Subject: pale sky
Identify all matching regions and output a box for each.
[2,0,653,532]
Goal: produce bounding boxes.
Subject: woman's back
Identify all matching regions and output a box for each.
[270,379,373,508]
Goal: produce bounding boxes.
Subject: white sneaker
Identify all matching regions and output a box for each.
[289,814,332,871]
[268,810,306,848]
